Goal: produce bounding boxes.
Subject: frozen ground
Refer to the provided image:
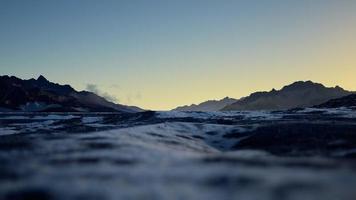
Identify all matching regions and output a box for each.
[0,109,356,200]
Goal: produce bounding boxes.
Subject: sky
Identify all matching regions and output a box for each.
[0,0,355,110]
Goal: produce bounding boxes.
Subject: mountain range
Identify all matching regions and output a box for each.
[222,81,352,111]
[173,97,237,111]
[173,81,353,111]
[1,76,354,112]
[0,75,143,112]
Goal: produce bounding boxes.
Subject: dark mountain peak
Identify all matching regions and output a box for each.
[222,80,352,111]
[0,75,21,82]
[290,80,313,86]
[281,80,323,91]
[0,75,10,79]
[37,75,49,82]
[222,96,235,101]
[334,85,343,90]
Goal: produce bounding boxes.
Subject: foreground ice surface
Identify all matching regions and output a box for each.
[0,110,356,200]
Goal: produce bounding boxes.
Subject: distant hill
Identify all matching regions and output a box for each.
[0,75,143,112]
[222,81,352,111]
[172,97,237,111]
[316,94,356,108]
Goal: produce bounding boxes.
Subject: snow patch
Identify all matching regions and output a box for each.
[32,115,79,120]
[81,117,104,124]
[0,116,30,120]
[11,120,61,132]
[0,127,19,136]
[297,107,356,118]
[156,111,283,121]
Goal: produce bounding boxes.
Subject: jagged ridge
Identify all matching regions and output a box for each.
[222,81,352,111]
[0,75,143,112]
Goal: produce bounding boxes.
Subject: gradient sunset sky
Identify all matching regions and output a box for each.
[0,0,355,110]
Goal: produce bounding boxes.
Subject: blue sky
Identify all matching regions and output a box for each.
[1,0,355,110]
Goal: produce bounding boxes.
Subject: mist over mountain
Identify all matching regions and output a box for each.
[222,81,353,111]
[0,75,143,112]
[172,97,237,111]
